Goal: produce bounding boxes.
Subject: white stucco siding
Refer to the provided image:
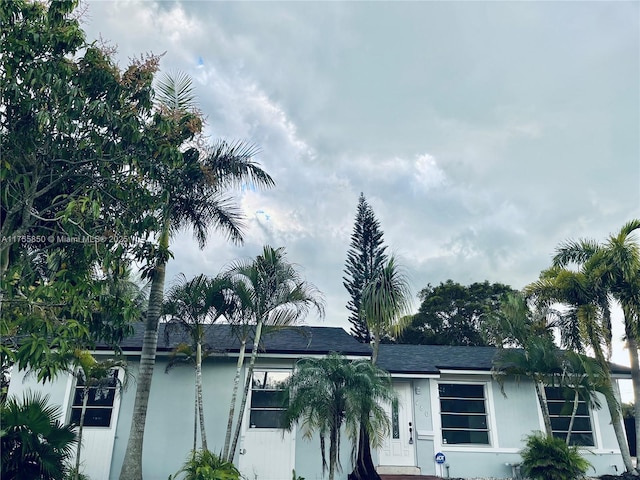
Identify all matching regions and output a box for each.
[109,356,239,480]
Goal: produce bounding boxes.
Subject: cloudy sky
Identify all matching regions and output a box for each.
[82,1,638,367]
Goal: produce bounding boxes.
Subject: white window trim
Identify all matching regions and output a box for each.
[431,379,499,451]
[66,367,124,429]
[543,385,598,449]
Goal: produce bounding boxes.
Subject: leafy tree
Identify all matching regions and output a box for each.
[283,354,395,480]
[221,246,325,462]
[343,194,387,343]
[1,392,77,480]
[398,280,516,346]
[349,257,411,480]
[1,0,157,378]
[163,274,233,452]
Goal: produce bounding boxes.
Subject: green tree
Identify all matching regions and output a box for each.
[526,264,636,472]
[118,73,274,480]
[283,354,395,480]
[1,0,158,379]
[361,257,412,364]
[492,295,562,437]
[349,256,411,480]
[520,432,591,480]
[399,280,516,346]
[221,246,325,462]
[553,219,640,457]
[171,450,240,480]
[163,274,233,452]
[343,194,387,343]
[1,392,77,480]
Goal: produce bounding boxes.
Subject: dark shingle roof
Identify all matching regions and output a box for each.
[102,325,632,376]
[108,323,372,356]
[376,344,499,374]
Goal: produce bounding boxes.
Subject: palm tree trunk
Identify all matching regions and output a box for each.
[195,340,208,452]
[75,386,89,480]
[608,379,638,474]
[592,339,637,473]
[627,333,640,460]
[566,389,579,446]
[534,380,554,437]
[223,337,247,461]
[329,426,337,480]
[193,380,198,452]
[229,320,263,460]
[119,239,168,480]
[349,426,381,480]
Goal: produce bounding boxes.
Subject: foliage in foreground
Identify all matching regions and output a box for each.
[1,392,77,480]
[170,450,240,480]
[520,432,592,480]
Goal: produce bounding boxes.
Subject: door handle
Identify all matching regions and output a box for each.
[409,422,414,445]
[239,449,246,455]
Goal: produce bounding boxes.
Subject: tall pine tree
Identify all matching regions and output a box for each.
[343,193,387,343]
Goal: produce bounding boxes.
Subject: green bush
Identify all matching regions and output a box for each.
[172,450,240,480]
[520,432,592,480]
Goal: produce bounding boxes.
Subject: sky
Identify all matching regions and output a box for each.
[81,1,639,383]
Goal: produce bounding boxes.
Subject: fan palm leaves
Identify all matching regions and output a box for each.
[1,392,77,480]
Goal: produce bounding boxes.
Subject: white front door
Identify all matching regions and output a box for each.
[378,382,417,468]
[238,370,295,480]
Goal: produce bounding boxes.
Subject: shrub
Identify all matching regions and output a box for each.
[172,450,240,480]
[520,432,592,480]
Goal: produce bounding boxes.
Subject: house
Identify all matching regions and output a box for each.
[8,324,631,480]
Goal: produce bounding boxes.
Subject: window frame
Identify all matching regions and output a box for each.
[544,385,596,447]
[248,369,291,430]
[68,368,121,429]
[437,381,493,447]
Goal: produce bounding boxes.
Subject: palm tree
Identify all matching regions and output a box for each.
[525,263,636,472]
[119,73,274,480]
[1,392,77,480]
[71,350,128,480]
[350,256,412,480]
[554,219,640,456]
[163,273,233,452]
[221,245,325,462]
[360,256,413,364]
[282,354,396,480]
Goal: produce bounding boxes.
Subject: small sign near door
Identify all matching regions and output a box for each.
[435,452,446,464]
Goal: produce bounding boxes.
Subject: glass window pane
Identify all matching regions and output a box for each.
[70,407,113,427]
[440,399,486,414]
[443,429,489,445]
[251,390,286,409]
[439,384,484,399]
[442,414,487,430]
[249,410,285,429]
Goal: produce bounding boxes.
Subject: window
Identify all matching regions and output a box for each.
[439,383,490,445]
[545,386,594,446]
[70,370,119,428]
[249,371,290,429]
